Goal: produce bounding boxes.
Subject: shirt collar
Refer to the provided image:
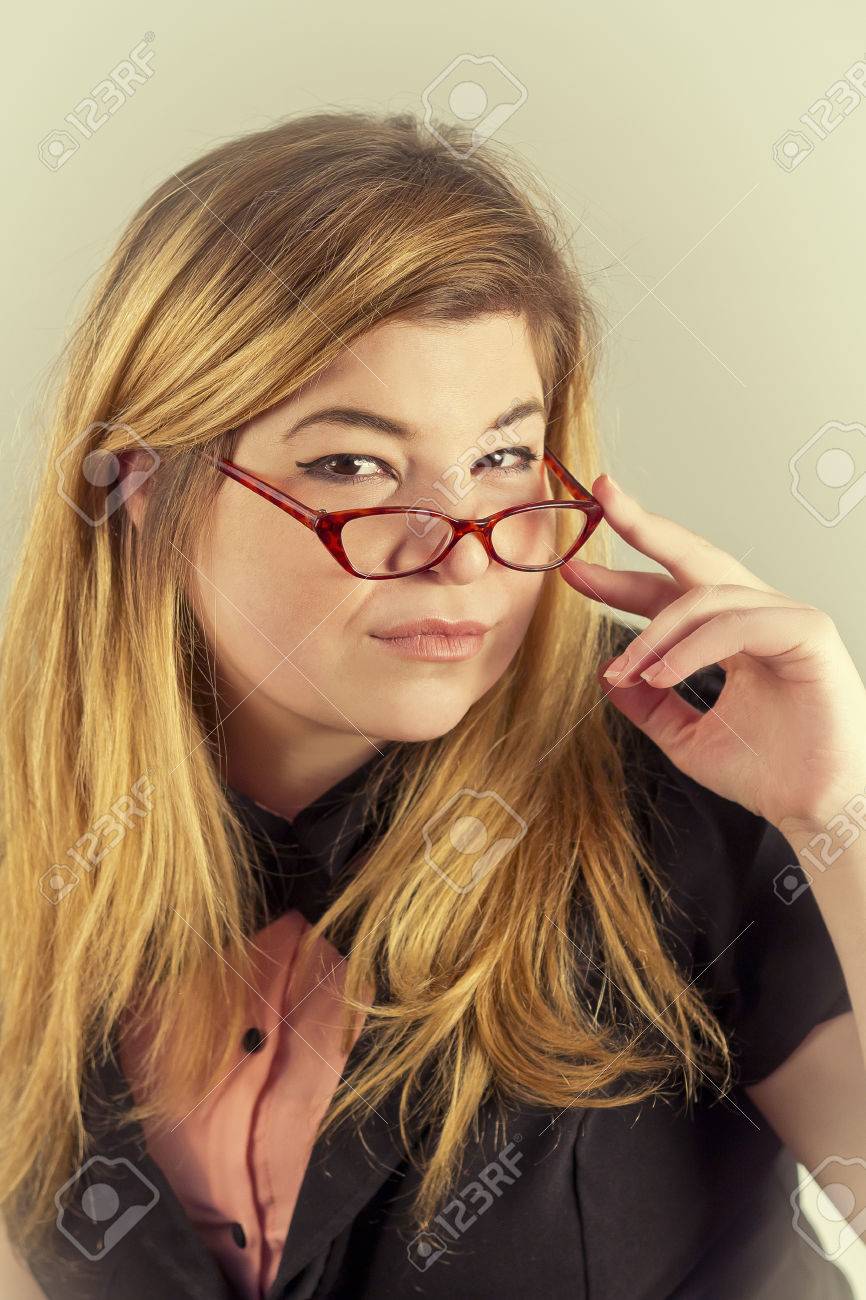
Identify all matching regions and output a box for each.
[222,744,402,926]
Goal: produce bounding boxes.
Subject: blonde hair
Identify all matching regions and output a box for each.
[0,108,732,1256]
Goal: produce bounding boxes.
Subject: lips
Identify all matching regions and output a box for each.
[372,617,492,639]
[369,618,491,662]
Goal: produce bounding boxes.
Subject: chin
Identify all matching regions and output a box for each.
[380,719,462,744]
[363,689,480,744]
[376,712,469,744]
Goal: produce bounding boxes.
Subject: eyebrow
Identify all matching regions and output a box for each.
[281,397,548,441]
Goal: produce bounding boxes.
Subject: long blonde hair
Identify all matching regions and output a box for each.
[0,108,732,1253]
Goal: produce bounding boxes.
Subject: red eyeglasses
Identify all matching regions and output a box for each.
[201,446,603,580]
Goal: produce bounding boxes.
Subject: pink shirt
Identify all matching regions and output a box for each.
[119,907,368,1299]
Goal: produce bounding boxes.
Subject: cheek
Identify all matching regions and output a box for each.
[473,570,544,678]
[190,500,359,676]
[502,571,546,638]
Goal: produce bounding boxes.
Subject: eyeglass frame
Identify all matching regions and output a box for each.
[199,445,604,580]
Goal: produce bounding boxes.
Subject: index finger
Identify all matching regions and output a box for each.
[594,475,779,594]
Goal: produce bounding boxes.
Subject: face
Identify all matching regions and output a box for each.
[185,312,554,776]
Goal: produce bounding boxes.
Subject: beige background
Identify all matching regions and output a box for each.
[2,0,865,1293]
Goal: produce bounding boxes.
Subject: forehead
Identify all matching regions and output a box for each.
[257,312,546,442]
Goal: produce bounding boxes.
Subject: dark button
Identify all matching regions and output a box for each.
[230,1221,247,1249]
[242,1026,265,1053]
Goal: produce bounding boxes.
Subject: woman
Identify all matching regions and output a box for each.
[2,108,866,1300]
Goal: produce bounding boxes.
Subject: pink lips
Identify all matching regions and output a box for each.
[370,617,492,661]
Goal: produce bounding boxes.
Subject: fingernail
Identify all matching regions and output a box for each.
[606,474,621,492]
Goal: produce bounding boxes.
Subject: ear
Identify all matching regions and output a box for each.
[116,449,158,531]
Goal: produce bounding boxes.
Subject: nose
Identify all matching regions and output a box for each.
[426,527,493,585]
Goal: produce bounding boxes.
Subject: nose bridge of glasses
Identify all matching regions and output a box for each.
[440,514,498,570]
[438,499,589,573]
[446,510,495,538]
[410,512,499,581]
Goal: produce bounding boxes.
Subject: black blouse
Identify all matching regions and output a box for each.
[26,654,855,1300]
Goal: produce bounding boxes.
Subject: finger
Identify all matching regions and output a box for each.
[636,604,834,689]
[593,476,779,595]
[599,668,707,754]
[602,585,806,686]
[560,557,681,620]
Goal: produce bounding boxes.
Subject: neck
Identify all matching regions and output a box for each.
[213,679,390,821]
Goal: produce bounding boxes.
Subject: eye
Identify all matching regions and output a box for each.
[295,453,393,483]
[472,446,540,475]
[295,445,540,485]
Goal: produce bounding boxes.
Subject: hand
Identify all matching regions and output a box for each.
[560,475,866,841]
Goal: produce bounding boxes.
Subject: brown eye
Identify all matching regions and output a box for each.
[296,454,390,482]
[473,446,539,475]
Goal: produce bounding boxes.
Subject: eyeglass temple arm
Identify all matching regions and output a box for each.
[197,449,322,527]
[543,447,602,511]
